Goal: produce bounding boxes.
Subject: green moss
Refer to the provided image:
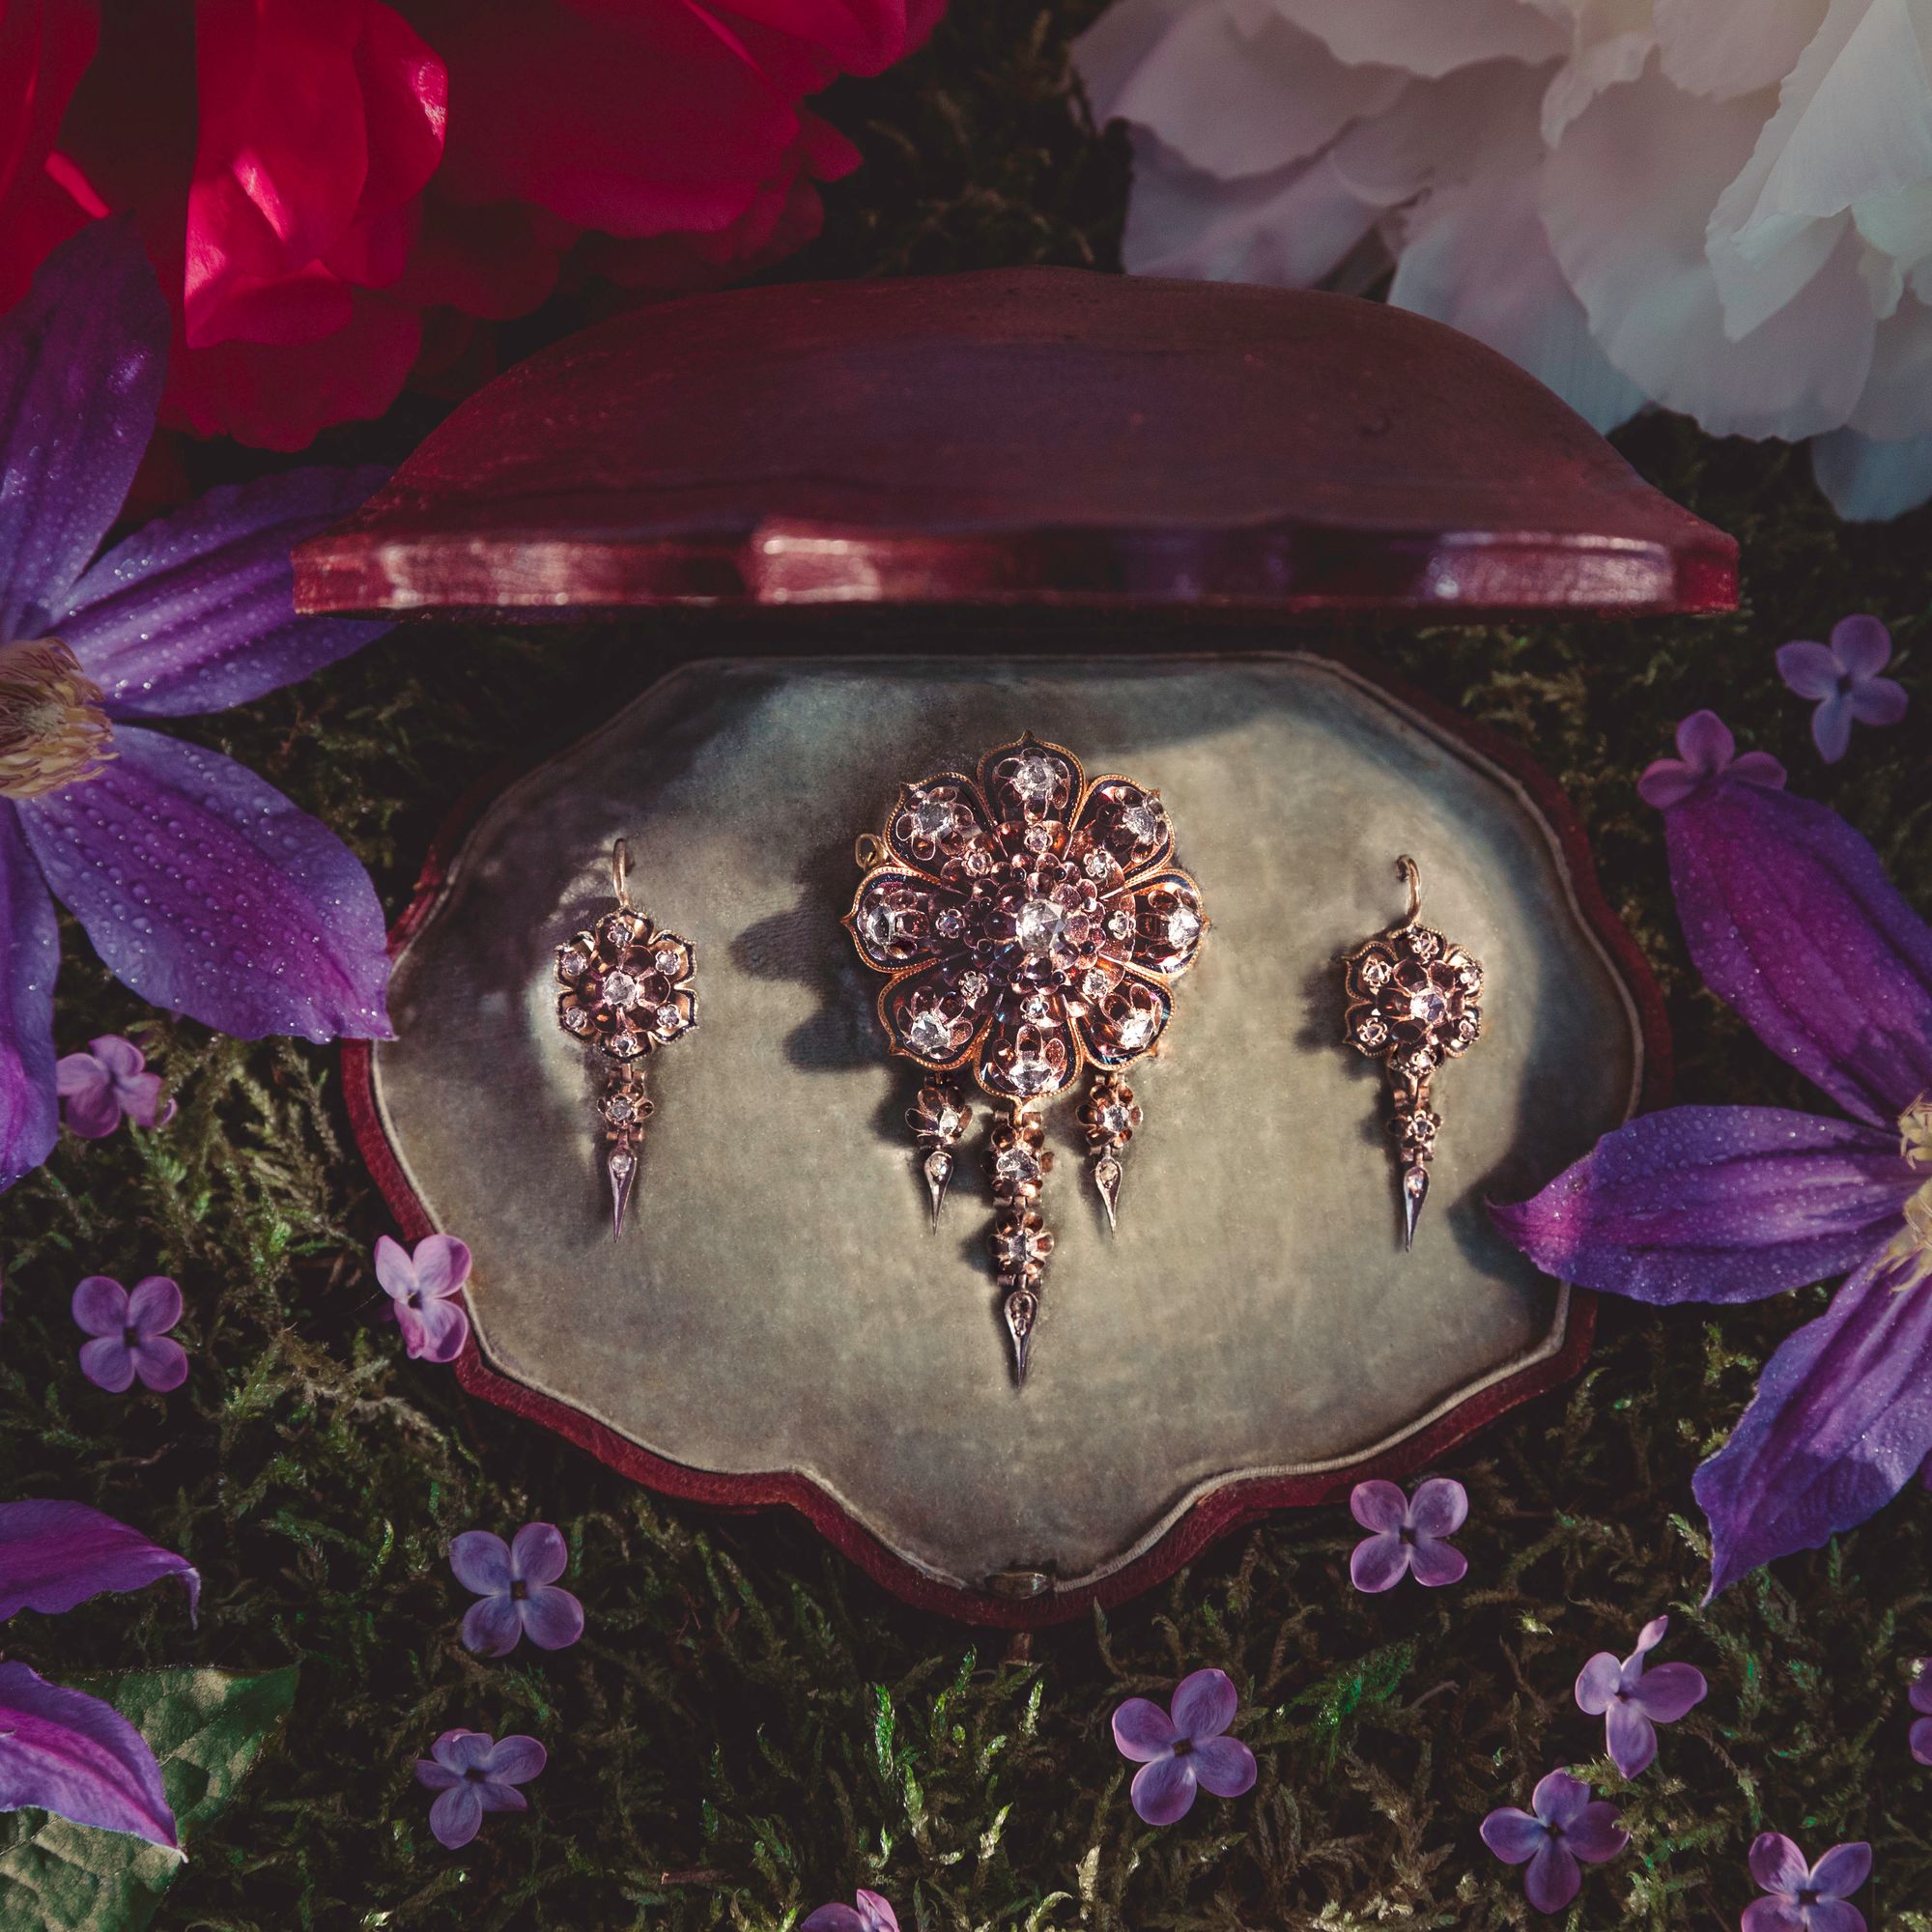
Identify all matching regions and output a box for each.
[4,4,1931,1925]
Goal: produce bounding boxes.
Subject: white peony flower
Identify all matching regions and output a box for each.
[1074,0,1932,519]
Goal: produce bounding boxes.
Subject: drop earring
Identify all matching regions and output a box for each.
[1342,855,1483,1250]
[553,839,697,1236]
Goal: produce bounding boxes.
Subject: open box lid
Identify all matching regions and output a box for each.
[292,267,1737,619]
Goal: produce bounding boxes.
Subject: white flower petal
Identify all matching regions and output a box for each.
[1266,0,1567,79]
[1811,420,1932,514]
[1071,0,1202,124]
[1655,0,1831,100]
[1856,179,1932,274]
[1847,292,1932,429]
[1544,61,1875,435]
[1541,27,1653,145]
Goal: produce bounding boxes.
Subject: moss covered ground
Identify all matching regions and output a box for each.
[4,5,1931,1926]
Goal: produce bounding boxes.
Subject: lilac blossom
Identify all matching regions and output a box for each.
[1111,1666,1257,1825]
[1480,1769,1628,1915]
[0,1499,199,1845]
[1776,616,1909,764]
[0,217,395,1197]
[801,1892,899,1932]
[1495,713,1932,1597]
[1910,1662,1932,1766]
[450,1523,583,1656]
[414,1729,545,1850]
[1348,1477,1468,1592]
[71,1274,188,1394]
[1744,1834,1870,1932]
[1574,1615,1707,1777]
[1636,709,1787,809]
[54,1035,174,1140]
[375,1234,471,1363]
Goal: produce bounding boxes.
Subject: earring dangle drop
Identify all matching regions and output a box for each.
[553,839,698,1236]
[1342,855,1483,1250]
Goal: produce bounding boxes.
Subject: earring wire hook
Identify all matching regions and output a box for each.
[1396,853,1422,925]
[611,838,634,910]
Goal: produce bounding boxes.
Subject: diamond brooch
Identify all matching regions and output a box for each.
[554,839,697,1236]
[844,732,1207,1383]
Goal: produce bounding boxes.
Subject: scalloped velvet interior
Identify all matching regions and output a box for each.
[372,654,1642,1594]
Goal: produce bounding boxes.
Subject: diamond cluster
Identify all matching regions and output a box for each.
[555,910,697,1062]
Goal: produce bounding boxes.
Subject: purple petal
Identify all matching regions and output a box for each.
[855,1891,900,1932]
[1349,1531,1411,1594]
[402,1293,469,1364]
[1406,1536,1468,1588]
[1805,1902,1867,1932]
[1522,1839,1582,1913]
[1628,1661,1706,1724]
[59,1073,125,1139]
[459,1593,524,1658]
[59,469,393,719]
[372,1234,415,1302]
[1694,1249,1932,1596]
[1563,1800,1630,1863]
[1349,1479,1409,1533]
[1170,1667,1238,1742]
[0,809,60,1188]
[799,1911,866,1932]
[1910,1666,1932,1716]
[0,1662,175,1846]
[1750,1833,1813,1893]
[1491,1107,1917,1305]
[1809,1841,1872,1898]
[473,1778,528,1815]
[431,1729,495,1774]
[1531,1769,1591,1830]
[1129,1753,1198,1826]
[410,1235,471,1299]
[54,1053,108,1098]
[1406,1477,1467,1538]
[428,1781,483,1849]
[88,1036,146,1079]
[1110,1696,1179,1762]
[0,1499,198,1622]
[518,1584,584,1652]
[129,1335,188,1393]
[1631,1614,1669,1656]
[1676,709,1738,771]
[412,1758,460,1792]
[1811,693,1855,764]
[125,1275,181,1336]
[1664,777,1932,1127]
[1635,758,1702,810]
[114,1070,169,1129]
[509,1521,568,1587]
[1480,1806,1547,1864]
[1848,676,1908,728]
[1741,1902,1805,1932]
[77,1337,137,1393]
[478,1734,545,1785]
[70,1275,128,1337]
[18,726,392,1044]
[1575,1653,1622,1716]
[0,219,167,640]
[1776,639,1842,700]
[1910,1715,1932,1763]
[1189,1734,1257,1799]
[448,1529,513,1597]
[1830,614,1892,678]
[1605,1698,1658,1778]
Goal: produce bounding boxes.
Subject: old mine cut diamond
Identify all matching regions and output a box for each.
[1012,752,1060,802]
[912,794,952,839]
[905,1010,954,1057]
[603,969,641,1009]
[559,948,587,979]
[1015,897,1066,957]
[996,1146,1041,1188]
[1115,1008,1155,1050]
[1409,987,1448,1027]
[1122,801,1161,843]
[1167,907,1201,950]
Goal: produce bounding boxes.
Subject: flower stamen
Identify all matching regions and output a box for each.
[1886,1095,1932,1293]
[0,638,114,799]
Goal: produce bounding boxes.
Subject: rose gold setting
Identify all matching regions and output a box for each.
[846,732,1206,1382]
[1343,855,1483,1251]
[554,838,697,1236]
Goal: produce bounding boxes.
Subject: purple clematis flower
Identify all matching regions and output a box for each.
[801,1891,899,1932]
[1495,714,1932,1598]
[1348,1477,1468,1591]
[1744,1834,1871,1932]
[1636,708,1787,809]
[375,1234,471,1363]
[1574,1614,1707,1777]
[0,1499,199,1846]
[1480,1769,1628,1914]
[71,1274,188,1394]
[55,1035,174,1140]
[414,1729,545,1850]
[1111,1666,1258,1825]
[1776,615,1909,764]
[0,217,396,1196]
[1909,1661,1932,1765]
[450,1523,584,1657]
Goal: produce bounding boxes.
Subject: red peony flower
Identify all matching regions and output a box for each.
[3,0,940,449]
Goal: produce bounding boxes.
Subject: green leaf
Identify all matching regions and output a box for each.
[0,1665,298,1932]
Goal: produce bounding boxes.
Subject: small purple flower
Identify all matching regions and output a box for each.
[1909,1661,1932,1765]
[1743,1833,1871,1932]
[1111,1666,1258,1826]
[801,1891,899,1932]
[1348,1477,1468,1592]
[1480,1769,1628,1914]
[1574,1614,1708,1777]
[374,1234,471,1364]
[450,1523,584,1656]
[71,1275,187,1393]
[413,1728,545,1850]
[1776,615,1909,764]
[54,1035,174,1140]
[1636,708,1787,809]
